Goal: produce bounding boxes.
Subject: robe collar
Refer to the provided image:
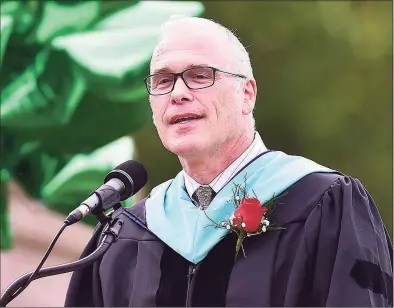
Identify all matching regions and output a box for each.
[145,150,335,264]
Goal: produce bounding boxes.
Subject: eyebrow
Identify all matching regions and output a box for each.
[152,64,211,74]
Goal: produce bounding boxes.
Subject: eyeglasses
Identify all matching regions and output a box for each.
[144,66,247,96]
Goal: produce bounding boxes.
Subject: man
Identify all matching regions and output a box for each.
[65,17,393,307]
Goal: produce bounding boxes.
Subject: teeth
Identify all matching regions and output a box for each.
[175,116,200,123]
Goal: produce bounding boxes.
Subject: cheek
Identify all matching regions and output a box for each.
[214,89,243,122]
[150,101,166,128]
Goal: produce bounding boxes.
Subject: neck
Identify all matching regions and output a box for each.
[179,130,254,184]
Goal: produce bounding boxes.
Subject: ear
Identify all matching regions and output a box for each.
[242,79,257,115]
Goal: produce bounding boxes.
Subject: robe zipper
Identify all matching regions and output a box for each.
[186,264,196,307]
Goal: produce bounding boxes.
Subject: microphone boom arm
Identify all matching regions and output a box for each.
[0,218,124,307]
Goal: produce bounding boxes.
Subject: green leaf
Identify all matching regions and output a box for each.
[0,15,13,65]
[51,1,205,102]
[1,48,86,128]
[0,170,12,250]
[41,137,135,224]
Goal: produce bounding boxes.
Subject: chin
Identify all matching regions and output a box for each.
[164,138,203,157]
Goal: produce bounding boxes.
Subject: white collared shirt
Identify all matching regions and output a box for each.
[183,131,268,198]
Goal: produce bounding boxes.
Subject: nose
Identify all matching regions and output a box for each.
[170,77,193,104]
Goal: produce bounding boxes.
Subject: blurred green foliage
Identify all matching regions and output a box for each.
[133,1,393,235]
[0,0,204,249]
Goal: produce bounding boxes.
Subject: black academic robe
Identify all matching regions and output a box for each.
[65,172,393,307]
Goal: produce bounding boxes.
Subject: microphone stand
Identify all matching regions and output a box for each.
[0,214,124,307]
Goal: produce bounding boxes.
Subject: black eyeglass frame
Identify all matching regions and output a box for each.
[144,66,247,96]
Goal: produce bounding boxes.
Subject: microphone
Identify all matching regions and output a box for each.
[0,160,147,307]
[66,160,148,225]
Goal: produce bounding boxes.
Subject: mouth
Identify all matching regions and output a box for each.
[169,114,204,125]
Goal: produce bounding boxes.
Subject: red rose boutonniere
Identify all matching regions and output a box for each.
[204,180,286,260]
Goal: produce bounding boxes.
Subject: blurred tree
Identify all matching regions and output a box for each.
[0,0,204,249]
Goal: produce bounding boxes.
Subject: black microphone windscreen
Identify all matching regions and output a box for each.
[105,160,148,200]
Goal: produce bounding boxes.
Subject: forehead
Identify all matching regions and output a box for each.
[151,28,231,73]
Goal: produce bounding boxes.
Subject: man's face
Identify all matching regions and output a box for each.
[149,26,252,158]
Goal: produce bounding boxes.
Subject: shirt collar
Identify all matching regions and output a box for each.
[183,131,267,198]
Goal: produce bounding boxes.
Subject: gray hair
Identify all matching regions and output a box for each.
[151,16,256,129]
[151,16,254,79]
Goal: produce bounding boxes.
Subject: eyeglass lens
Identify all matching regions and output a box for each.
[148,67,215,94]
